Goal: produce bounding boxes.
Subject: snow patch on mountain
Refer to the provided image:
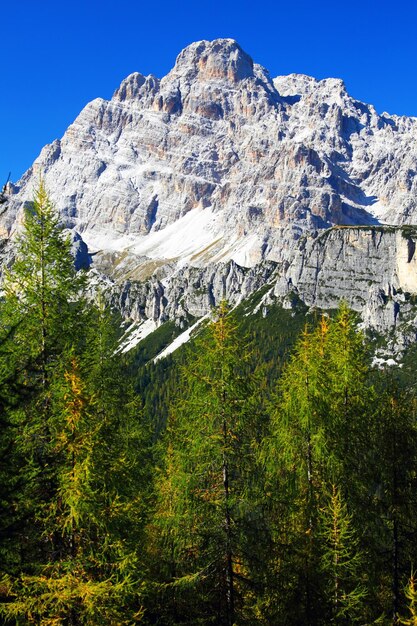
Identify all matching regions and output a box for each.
[154,315,209,362]
[83,206,222,264]
[118,318,157,353]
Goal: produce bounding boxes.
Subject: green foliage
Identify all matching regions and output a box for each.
[400,574,417,625]
[147,302,267,625]
[122,293,417,624]
[1,570,144,625]
[130,297,308,436]
[260,304,376,623]
[0,180,88,578]
[368,381,417,620]
[318,485,367,623]
[0,183,148,624]
[2,180,86,366]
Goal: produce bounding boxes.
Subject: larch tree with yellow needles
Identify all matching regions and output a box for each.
[0,183,148,624]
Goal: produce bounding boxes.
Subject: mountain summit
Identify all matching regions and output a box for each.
[4,39,417,262]
[171,39,255,83]
[2,39,417,338]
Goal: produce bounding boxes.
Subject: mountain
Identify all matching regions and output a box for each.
[2,38,417,348]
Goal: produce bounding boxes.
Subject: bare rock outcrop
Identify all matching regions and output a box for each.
[2,39,417,339]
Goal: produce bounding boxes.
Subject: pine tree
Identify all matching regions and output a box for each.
[324,303,374,497]
[1,351,146,624]
[2,179,86,371]
[148,302,266,625]
[263,305,373,624]
[370,382,417,622]
[262,318,329,623]
[0,180,87,576]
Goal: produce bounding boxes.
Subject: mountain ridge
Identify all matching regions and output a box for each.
[2,38,417,344]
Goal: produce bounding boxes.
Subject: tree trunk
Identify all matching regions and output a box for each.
[222,442,235,626]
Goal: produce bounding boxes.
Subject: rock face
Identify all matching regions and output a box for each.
[101,226,417,348]
[2,39,417,339]
[276,226,417,337]
[108,260,278,323]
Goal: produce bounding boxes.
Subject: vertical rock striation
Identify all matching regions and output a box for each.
[2,39,417,338]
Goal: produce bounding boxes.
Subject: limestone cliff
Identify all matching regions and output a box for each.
[96,226,417,351]
[2,39,417,343]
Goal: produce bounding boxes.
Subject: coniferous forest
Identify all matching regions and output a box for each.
[1,185,417,625]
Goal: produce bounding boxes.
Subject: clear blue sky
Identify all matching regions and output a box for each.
[2,0,417,182]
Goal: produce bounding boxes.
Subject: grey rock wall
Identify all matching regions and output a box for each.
[95,226,417,346]
[277,226,417,337]
[2,39,417,347]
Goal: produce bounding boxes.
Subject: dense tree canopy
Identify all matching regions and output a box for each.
[0,184,417,625]
[0,183,148,624]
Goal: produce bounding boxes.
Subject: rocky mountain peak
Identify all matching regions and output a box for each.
[171,38,255,84]
[114,72,146,100]
[2,38,417,286]
[113,72,160,103]
[2,39,417,342]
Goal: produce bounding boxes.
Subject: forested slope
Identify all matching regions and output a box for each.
[1,187,417,625]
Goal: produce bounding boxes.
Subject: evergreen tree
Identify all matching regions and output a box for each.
[370,382,417,622]
[148,302,266,625]
[2,180,86,370]
[1,349,146,624]
[318,485,366,624]
[324,304,374,501]
[0,180,87,576]
[262,318,329,623]
[263,305,373,624]
[0,183,149,623]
